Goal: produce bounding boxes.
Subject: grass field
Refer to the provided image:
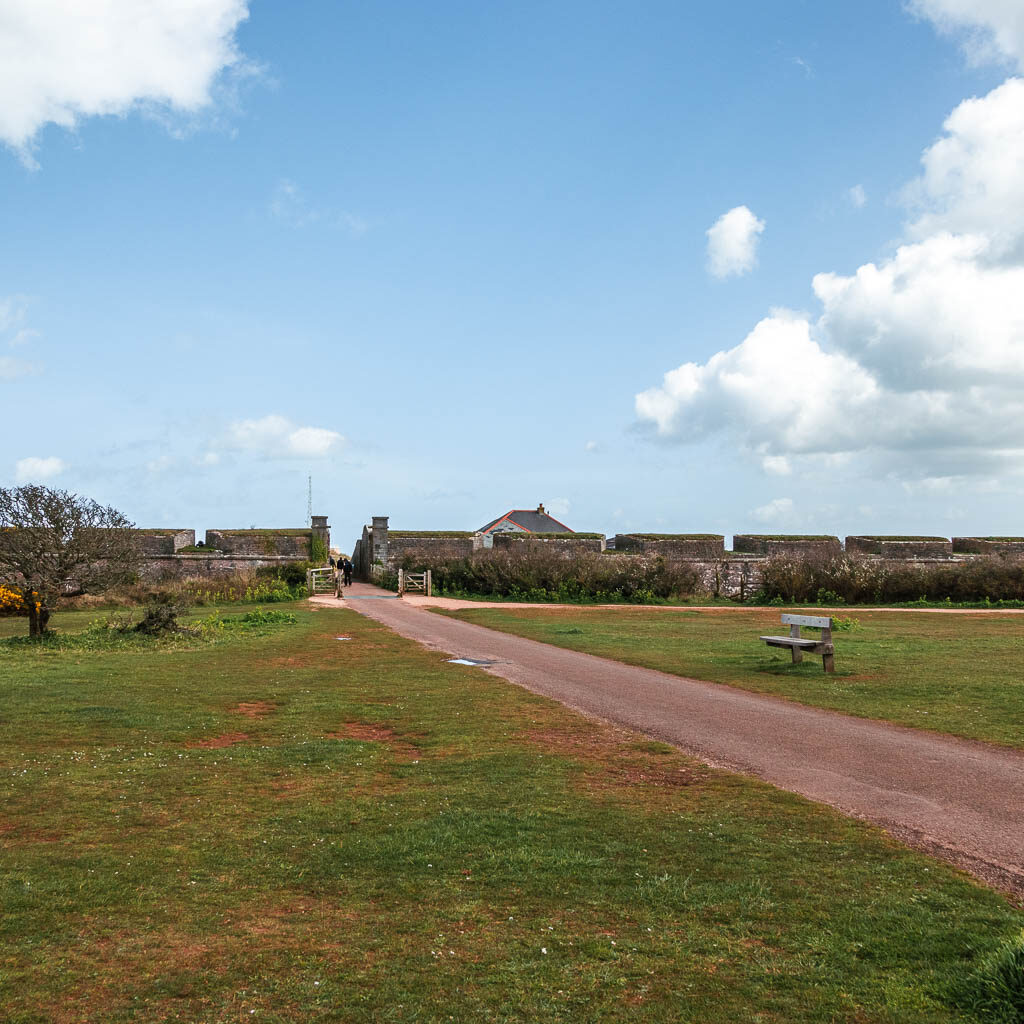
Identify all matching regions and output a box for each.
[1,603,1022,1022]
[443,606,1024,750]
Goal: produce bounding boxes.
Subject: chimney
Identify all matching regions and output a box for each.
[537,503,545,514]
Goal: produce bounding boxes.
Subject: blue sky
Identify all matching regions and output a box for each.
[2,1,1022,549]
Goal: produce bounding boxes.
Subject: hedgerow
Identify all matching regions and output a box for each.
[755,555,1024,604]
[396,547,702,603]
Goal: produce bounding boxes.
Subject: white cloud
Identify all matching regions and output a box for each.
[547,497,571,519]
[15,456,67,483]
[226,414,344,459]
[751,497,794,525]
[813,233,1024,388]
[909,0,1024,70]
[636,311,878,453]
[269,179,367,236]
[0,295,29,332]
[0,296,40,377]
[847,184,867,208]
[584,440,600,453]
[0,0,253,161]
[792,56,814,78]
[146,455,175,474]
[706,206,765,279]
[637,77,1024,483]
[0,356,33,379]
[904,77,1024,256]
[9,328,39,348]
[269,180,318,227]
[762,455,792,475]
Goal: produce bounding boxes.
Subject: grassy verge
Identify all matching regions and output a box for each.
[441,607,1024,750]
[1,603,1021,1021]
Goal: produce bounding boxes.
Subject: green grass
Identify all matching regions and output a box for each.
[1,603,1022,1022]
[213,529,312,535]
[390,530,476,538]
[617,534,724,540]
[852,536,951,542]
[735,535,840,541]
[501,532,605,539]
[442,607,1024,750]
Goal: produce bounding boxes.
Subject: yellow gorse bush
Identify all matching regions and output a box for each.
[0,585,39,616]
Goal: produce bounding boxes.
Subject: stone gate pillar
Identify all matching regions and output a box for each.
[371,515,389,567]
[311,515,330,563]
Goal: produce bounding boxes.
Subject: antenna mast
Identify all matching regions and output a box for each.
[307,475,312,525]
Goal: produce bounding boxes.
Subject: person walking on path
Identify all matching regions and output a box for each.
[342,558,353,587]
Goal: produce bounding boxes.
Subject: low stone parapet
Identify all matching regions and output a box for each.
[733,535,842,558]
[846,536,953,558]
[614,534,725,558]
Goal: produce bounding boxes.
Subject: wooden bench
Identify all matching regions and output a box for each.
[760,613,835,673]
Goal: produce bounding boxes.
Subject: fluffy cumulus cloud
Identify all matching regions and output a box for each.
[908,0,1024,69]
[0,0,252,159]
[226,415,343,459]
[637,76,1024,484]
[904,77,1024,255]
[15,456,67,483]
[706,206,765,278]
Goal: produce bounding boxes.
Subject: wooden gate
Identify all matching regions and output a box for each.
[397,569,432,597]
[307,567,337,595]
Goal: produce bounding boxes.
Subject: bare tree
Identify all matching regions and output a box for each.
[0,485,140,637]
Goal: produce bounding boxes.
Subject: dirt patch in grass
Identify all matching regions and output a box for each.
[525,724,711,796]
[268,777,320,800]
[232,701,276,719]
[1,824,65,846]
[327,722,423,760]
[188,732,250,749]
[266,654,316,668]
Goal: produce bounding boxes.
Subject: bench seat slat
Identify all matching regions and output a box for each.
[760,635,821,648]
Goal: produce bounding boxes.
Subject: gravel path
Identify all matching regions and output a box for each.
[319,586,1024,895]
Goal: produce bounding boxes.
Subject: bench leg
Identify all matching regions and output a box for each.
[823,651,835,674]
[791,646,803,664]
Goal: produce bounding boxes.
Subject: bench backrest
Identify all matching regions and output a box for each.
[781,613,832,629]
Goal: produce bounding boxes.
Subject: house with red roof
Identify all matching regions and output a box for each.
[477,503,573,547]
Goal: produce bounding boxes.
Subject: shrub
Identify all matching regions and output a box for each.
[0,584,28,616]
[755,554,1024,605]
[396,547,703,603]
[134,592,189,636]
[255,561,312,588]
[310,534,328,564]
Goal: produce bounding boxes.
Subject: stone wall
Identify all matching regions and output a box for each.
[846,536,953,558]
[140,554,306,581]
[952,537,1024,557]
[733,535,843,558]
[128,518,330,578]
[493,533,606,553]
[614,535,725,558]
[134,529,195,555]
[204,530,314,558]
[388,534,476,565]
